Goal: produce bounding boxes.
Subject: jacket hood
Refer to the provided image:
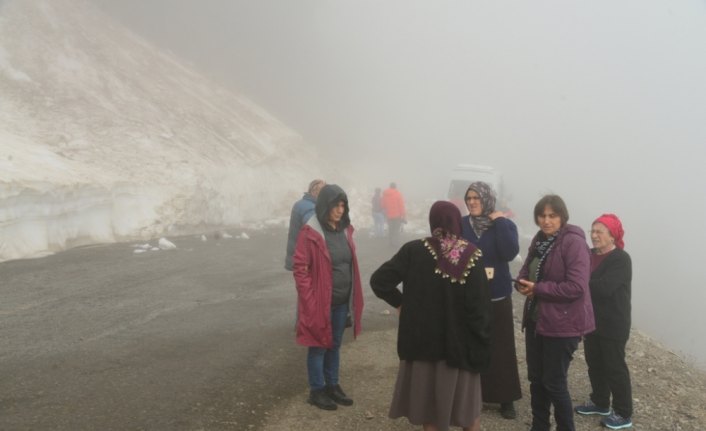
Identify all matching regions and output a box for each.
[315,184,350,231]
[562,224,586,241]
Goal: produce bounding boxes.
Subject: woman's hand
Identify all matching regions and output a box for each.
[488,211,505,220]
[515,279,535,297]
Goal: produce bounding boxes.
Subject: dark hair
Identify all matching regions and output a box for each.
[533,194,569,226]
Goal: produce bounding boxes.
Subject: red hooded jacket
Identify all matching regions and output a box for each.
[292,219,364,348]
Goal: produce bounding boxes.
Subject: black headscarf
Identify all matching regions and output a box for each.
[315,184,350,232]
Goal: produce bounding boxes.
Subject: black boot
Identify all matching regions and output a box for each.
[326,384,353,406]
[308,389,337,410]
[500,401,517,419]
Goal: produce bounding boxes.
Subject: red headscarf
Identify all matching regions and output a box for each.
[593,213,625,249]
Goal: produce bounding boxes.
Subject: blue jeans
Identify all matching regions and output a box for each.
[525,322,579,431]
[307,303,349,390]
[372,212,386,237]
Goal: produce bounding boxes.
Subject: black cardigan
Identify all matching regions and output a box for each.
[589,248,632,341]
[370,239,492,372]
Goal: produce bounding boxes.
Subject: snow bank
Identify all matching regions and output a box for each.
[0,0,321,261]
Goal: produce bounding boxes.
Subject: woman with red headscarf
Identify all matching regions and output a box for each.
[370,201,492,431]
[574,214,633,430]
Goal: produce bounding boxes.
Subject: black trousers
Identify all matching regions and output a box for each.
[481,296,522,403]
[584,333,633,418]
[387,217,403,246]
[525,322,579,431]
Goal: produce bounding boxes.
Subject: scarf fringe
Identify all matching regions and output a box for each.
[423,239,483,284]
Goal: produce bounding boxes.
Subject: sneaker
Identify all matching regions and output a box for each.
[601,412,633,429]
[574,400,611,416]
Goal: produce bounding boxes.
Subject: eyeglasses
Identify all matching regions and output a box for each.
[465,196,481,202]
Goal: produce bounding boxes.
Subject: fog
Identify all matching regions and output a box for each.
[93,1,706,366]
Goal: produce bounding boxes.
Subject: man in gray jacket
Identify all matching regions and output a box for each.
[285,179,325,270]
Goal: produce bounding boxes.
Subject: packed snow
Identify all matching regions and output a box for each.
[0,0,325,261]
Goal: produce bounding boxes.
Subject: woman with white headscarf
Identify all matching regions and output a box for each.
[461,181,522,420]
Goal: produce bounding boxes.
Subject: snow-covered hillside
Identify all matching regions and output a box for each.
[0,0,322,261]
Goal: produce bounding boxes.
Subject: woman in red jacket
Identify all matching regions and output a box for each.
[292,184,364,411]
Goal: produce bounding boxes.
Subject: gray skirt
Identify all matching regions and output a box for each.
[389,360,481,431]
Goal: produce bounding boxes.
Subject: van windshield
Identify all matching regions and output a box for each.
[448,180,473,200]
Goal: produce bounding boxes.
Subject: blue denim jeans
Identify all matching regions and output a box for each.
[525,321,580,431]
[372,212,386,237]
[307,303,349,390]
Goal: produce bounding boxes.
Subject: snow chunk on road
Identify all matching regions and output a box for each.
[158,237,177,250]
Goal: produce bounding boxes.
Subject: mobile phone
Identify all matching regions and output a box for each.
[512,278,525,290]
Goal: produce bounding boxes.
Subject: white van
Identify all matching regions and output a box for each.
[447,164,503,214]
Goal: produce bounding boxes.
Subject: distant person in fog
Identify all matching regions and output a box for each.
[285,179,325,271]
[515,194,594,431]
[381,182,406,247]
[371,187,385,238]
[575,214,633,430]
[292,184,364,411]
[370,200,492,431]
[461,182,522,420]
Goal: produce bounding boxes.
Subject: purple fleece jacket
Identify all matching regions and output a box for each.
[519,224,595,337]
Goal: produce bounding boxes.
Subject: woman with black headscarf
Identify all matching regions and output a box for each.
[370,201,492,431]
[461,181,522,420]
[292,184,364,411]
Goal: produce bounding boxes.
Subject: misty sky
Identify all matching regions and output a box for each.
[95,1,706,201]
[93,0,706,364]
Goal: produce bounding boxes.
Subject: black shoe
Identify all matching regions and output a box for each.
[308,389,337,410]
[326,384,354,406]
[500,402,517,419]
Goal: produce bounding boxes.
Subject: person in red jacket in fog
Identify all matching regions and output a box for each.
[292,184,364,411]
[381,182,407,247]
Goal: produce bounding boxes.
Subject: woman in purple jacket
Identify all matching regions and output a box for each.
[515,195,595,431]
